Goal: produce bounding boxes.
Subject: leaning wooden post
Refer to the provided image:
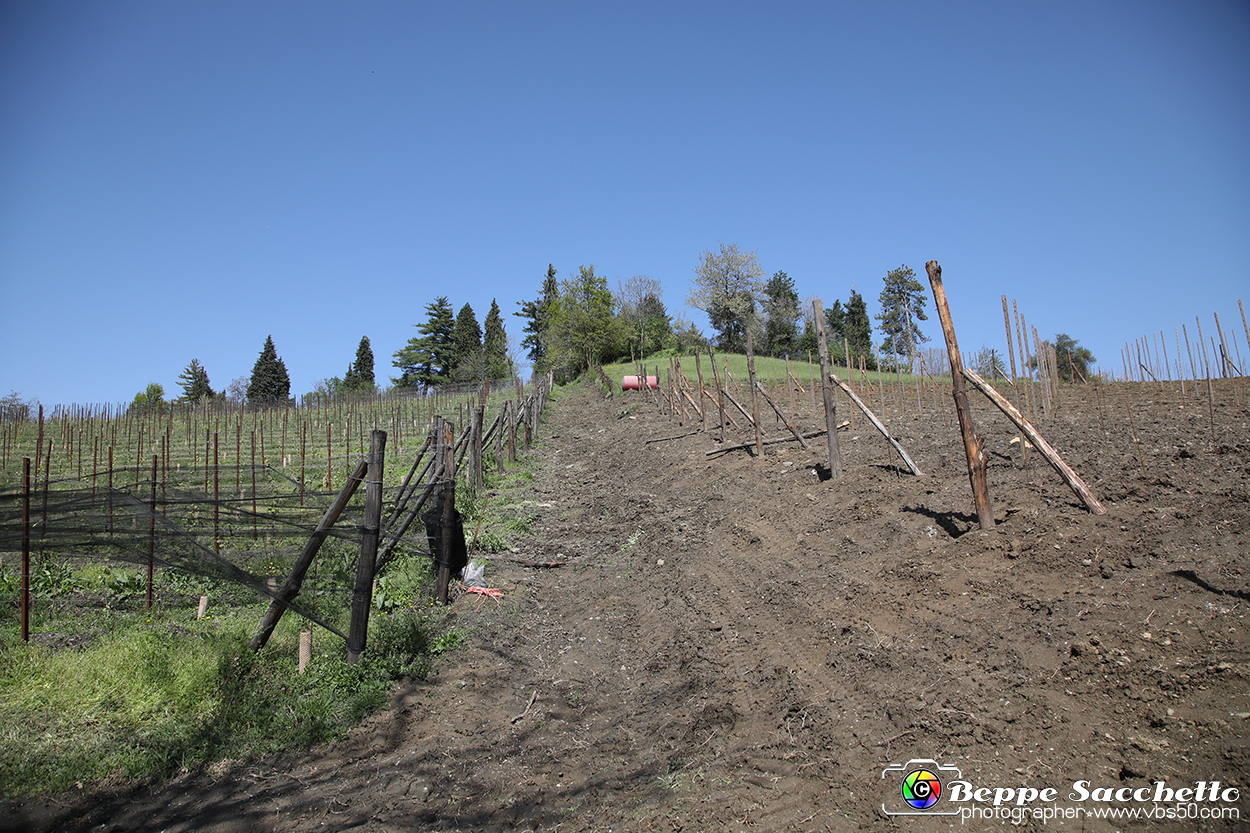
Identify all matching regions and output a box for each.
[812,299,842,477]
[745,326,763,456]
[927,261,994,529]
[347,430,386,664]
[963,369,1106,514]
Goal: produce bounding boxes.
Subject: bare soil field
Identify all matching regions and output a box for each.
[7,376,1249,832]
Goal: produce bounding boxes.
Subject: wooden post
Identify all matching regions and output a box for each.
[826,370,923,476]
[147,455,156,611]
[249,457,369,651]
[812,299,842,477]
[1002,296,1018,385]
[746,327,763,456]
[963,369,1106,515]
[927,261,994,529]
[21,458,30,643]
[299,631,312,673]
[436,419,455,606]
[472,404,485,490]
[347,430,386,664]
[694,347,708,433]
[708,347,727,442]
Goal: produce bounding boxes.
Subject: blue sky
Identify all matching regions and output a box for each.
[3,1,1248,407]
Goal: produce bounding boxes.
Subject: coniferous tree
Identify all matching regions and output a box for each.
[482,299,510,381]
[393,297,455,390]
[246,336,290,405]
[876,264,930,363]
[845,290,875,369]
[343,336,375,393]
[450,303,483,381]
[762,270,800,356]
[515,264,559,370]
[176,359,215,402]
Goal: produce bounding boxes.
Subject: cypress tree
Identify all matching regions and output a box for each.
[344,336,375,392]
[483,299,510,381]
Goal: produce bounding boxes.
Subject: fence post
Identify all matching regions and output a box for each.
[927,261,994,530]
[813,300,843,477]
[347,429,386,664]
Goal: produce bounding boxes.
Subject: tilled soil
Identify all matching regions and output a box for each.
[7,377,1249,832]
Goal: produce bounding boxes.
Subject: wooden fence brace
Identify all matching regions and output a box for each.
[962,369,1106,515]
[347,429,386,664]
[250,456,369,652]
[927,260,993,528]
[708,427,841,457]
[718,387,756,428]
[812,299,842,476]
[701,387,741,429]
[385,435,432,529]
[754,381,809,449]
[825,370,923,476]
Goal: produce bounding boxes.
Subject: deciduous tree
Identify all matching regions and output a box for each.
[687,242,765,353]
[549,265,622,380]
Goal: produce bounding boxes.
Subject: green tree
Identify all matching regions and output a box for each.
[762,270,800,356]
[845,290,874,367]
[246,336,290,405]
[343,336,375,393]
[130,382,165,414]
[176,359,214,402]
[482,299,510,381]
[393,297,455,390]
[687,242,765,353]
[514,264,560,371]
[450,303,483,381]
[876,265,930,364]
[616,276,672,358]
[1033,333,1095,382]
[549,265,622,380]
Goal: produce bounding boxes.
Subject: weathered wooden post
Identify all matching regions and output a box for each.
[436,419,456,606]
[147,455,156,611]
[347,429,386,664]
[21,458,30,643]
[746,327,763,456]
[812,299,842,477]
[927,261,994,530]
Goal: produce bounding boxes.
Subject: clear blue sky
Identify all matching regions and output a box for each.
[3,1,1248,407]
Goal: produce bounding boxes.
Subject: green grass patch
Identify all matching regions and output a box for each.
[0,567,456,800]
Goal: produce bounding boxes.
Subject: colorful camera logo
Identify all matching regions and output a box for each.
[901,768,942,809]
[882,758,962,816]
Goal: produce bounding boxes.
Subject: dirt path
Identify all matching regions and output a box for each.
[7,378,1249,832]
